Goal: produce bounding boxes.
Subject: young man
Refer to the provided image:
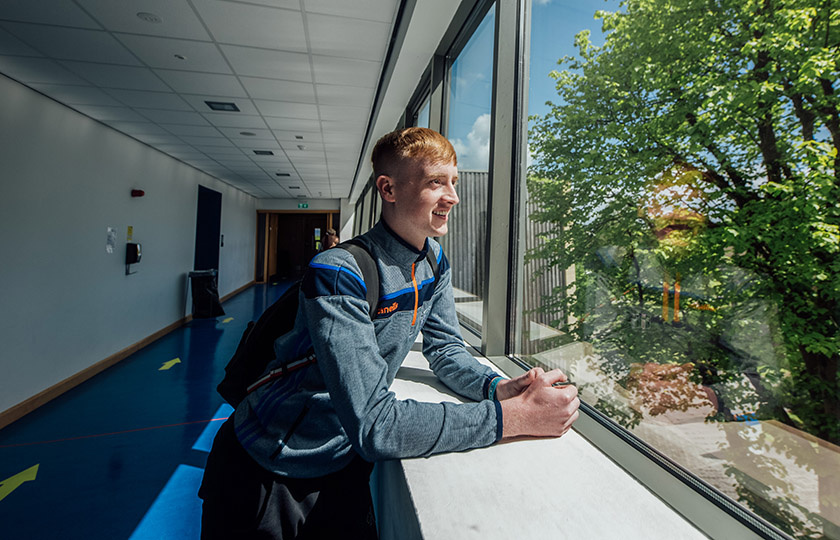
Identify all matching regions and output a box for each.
[199,128,579,539]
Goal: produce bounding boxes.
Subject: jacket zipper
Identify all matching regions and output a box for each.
[270,404,309,459]
[411,262,419,326]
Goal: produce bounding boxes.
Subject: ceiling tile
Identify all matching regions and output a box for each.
[105,89,192,110]
[318,104,368,124]
[178,135,235,147]
[0,27,42,56]
[311,55,380,88]
[61,61,169,91]
[181,95,259,115]
[272,130,322,143]
[77,0,212,40]
[2,23,140,65]
[221,45,311,82]
[162,124,223,137]
[29,84,122,106]
[239,77,316,102]
[230,0,301,9]
[303,0,398,24]
[306,13,389,62]
[155,70,246,96]
[201,112,267,129]
[137,109,210,125]
[0,56,88,85]
[263,116,321,132]
[315,84,373,107]
[108,122,172,136]
[321,120,365,135]
[116,34,231,73]
[254,100,318,120]
[195,146,246,155]
[72,105,149,122]
[217,126,275,140]
[192,0,306,51]
[0,0,100,28]
[132,133,187,146]
[282,143,325,155]
[155,143,199,152]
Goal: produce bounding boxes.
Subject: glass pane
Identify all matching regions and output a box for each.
[440,5,495,335]
[356,188,366,235]
[416,97,431,128]
[519,0,840,538]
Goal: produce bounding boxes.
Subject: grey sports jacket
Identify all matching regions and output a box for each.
[233,220,504,478]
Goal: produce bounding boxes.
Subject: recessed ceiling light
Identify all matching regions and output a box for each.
[137,12,162,23]
[297,144,306,150]
[288,186,300,190]
[174,54,187,60]
[240,131,256,136]
[295,135,304,140]
[253,150,274,155]
[205,101,240,112]
[275,172,290,176]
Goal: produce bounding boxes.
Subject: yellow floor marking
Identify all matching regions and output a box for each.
[0,464,39,503]
[159,358,181,371]
[221,317,234,323]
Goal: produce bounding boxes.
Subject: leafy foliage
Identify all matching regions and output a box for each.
[528,0,840,446]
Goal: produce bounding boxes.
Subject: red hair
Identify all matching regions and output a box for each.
[371,127,457,178]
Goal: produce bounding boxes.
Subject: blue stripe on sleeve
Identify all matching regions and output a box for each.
[302,263,367,300]
[309,263,367,291]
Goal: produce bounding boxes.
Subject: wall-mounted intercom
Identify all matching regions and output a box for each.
[126,242,141,274]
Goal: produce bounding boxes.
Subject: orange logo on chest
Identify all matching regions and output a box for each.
[376,302,399,316]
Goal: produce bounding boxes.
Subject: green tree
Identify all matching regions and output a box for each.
[529,0,839,443]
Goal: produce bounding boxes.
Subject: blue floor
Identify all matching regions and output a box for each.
[0,282,293,540]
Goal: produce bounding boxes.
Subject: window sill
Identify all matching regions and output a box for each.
[373,347,708,540]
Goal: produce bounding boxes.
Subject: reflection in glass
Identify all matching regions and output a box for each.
[440,5,495,335]
[520,0,840,538]
[417,97,430,128]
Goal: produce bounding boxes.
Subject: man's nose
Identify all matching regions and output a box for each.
[444,182,459,205]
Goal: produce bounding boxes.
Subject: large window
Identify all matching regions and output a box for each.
[516,1,840,538]
[439,3,495,336]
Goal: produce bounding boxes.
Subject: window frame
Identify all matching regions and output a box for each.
[395,0,797,538]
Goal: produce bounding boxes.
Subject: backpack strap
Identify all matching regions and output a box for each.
[335,239,379,320]
[425,246,440,286]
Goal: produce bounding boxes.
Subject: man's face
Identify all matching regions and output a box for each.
[388,158,459,249]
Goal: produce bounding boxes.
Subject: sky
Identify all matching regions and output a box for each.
[446,0,620,170]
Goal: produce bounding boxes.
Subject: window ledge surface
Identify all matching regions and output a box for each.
[376,347,708,540]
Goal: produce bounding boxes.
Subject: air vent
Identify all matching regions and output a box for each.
[240,131,256,136]
[275,172,290,176]
[205,101,240,112]
[288,186,300,190]
[253,150,274,156]
[295,135,304,140]
[297,144,306,150]
[137,12,162,23]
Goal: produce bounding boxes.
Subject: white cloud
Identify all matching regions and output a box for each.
[451,113,491,171]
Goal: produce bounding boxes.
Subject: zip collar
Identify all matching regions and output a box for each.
[377,219,430,263]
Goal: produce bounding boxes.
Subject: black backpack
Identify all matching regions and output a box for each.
[216,238,440,407]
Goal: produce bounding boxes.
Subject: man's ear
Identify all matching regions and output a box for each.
[376,174,397,203]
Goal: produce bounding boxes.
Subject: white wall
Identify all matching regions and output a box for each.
[0,74,257,414]
[256,199,340,211]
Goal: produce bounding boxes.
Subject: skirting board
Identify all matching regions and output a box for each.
[0,280,255,431]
